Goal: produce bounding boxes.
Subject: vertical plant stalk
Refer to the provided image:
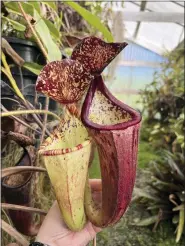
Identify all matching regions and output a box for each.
[18,2,49,62]
[18,2,80,142]
[2,219,29,246]
[93,237,96,246]
[18,1,51,143]
[1,53,25,101]
[2,52,50,135]
[40,96,49,144]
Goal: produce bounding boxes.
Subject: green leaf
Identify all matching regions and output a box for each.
[172,214,179,224]
[23,62,43,75]
[1,16,26,32]
[173,204,185,211]
[43,18,60,41]
[133,215,159,226]
[5,2,61,61]
[65,2,114,42]
[176,205,185,242]
[33,10,61,61]
[43,1,57,12]
[28,1,41,14]
[5,2,34,16]
[133,187,161,202]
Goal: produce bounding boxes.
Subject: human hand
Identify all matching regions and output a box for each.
[36,179,102,246]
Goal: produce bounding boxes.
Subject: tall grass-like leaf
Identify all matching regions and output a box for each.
[28,1,41,14]
[5,2,61,62]
[176,205,185,242]
[66,2,114,42]
[173,204,185,211]
[43,19,60,41]
[2,220,29,246]
[2,16,26,31]
[133,188,161,202]
[33,10,61,61]
[133,215,159,226]
[23,62,43,75]
[43,1,57,11]
[5,2,33,16]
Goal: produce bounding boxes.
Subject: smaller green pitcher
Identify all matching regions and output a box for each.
[39,116,92,231]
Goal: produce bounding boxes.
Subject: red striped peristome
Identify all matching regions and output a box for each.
[81,76,142,227]
[39,140,91,156]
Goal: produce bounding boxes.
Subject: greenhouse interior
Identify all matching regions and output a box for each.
[1,1,184,246]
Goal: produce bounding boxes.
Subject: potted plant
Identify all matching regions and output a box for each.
[1,1,63,111]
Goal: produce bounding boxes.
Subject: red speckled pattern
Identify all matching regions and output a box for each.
[36,59,94,104]
[88,124,140,226]
[81,76,142,227]
[71,36,128,75]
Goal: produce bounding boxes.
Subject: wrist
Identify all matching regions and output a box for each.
[29,242,53,246]
[29,240,55,246]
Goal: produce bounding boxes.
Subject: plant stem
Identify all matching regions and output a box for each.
[40,96,49,144]
[2,203,47,215]
[1,110,61,120]
[1,104,42,135]
[2,219,29,246]
[18,2,49,62]
[93,237,96,246]
[21,100,51,136]
[2,208,13,227]
[1,54,25,101]
[18,2,53,141]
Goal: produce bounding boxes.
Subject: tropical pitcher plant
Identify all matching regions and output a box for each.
[37,36,142,231]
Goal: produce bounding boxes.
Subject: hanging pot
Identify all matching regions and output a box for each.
[81,75,142,227]
[1,148,40,236]
[39,116,92,231]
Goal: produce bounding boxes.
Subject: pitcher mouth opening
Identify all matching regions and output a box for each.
[39,117,92,156]
[39,138,92,156]
[81,76,142,131]
[2,149,32,189]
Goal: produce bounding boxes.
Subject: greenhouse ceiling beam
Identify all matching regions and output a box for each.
[131,2,184,27]
[118,60,162,68]
[133,1,147,39]
[122,12,184,23]
[171,1,184,8]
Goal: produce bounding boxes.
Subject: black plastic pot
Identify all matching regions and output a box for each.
[1,36,59,111]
